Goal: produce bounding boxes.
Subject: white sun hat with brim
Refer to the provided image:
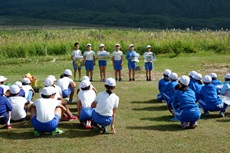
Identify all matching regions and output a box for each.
[209,73,217,79]
[189,71,197,78]
[10,85,20,94]
[22,78,31,84]
[64,69,72,76]
[169,73,178,80]
[179,75,190,86]
[80,80,91,88]
[99,44,105,48]
[48,75,57,81]
[86,43,92,47]
[194,73,202,81]
[105,78,116,87]
[163,69,171,76]
[82,76,90,81]
[129,44,134,48]
[14,81,22,88]
[115,44,120,47]
[41,87,56,96]
[203,75,212,83]
[146,45,151,49]
[44,77,54,87]
[0,76,7,82]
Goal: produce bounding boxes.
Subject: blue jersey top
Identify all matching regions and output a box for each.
[0,95,12,116]
[200,84,222,105]
[188,78,195,89]
[190,82,204,101]
[158,78,170,95]
[126,51,137,62]
[0,87,3,96]
[212,79,223,87]
[172,88,197,110]
[220,81,230,96]
[19,89,26,97]
[164,80,178,100]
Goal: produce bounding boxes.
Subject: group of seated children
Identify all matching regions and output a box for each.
[0,69,119,136]
[158,69,230,129]
[71,43,155,82]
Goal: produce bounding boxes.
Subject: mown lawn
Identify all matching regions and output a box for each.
[0,53,230,153]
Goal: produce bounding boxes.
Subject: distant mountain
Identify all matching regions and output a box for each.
[1,0,230,29]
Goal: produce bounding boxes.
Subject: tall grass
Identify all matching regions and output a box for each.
[0,28,230,59]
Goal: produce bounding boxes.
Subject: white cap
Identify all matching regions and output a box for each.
[86,43,91,47]
[129,44,134,48]
[64,69,72,76]
[105,78,116,87]
[203,75,212,83]
[82,76,90,81]
[210,73,217,78]
[115,44,120,47]
[22,78,31,84]
[0,76,7,82]
[194,73,202,81]
[10,85,20,94]
[48,75,57,81]
[225,73,230,79]
[44,77,54,87]
[14,81,22,88]
[41,87,55,96]
[99,44,104,47]
[189,71,197,77]
[169,73,178,80]
[146,45,151,49]
[179,75,190,86]
[163,69,171,76]
[80,80,91,88]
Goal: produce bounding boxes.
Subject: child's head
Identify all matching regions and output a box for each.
[169,72,178,81]
[74,42,79,49]
[129,44,134,51]
[174,84,180,92]
[194,73,203,84]
[178,76,190,92]
[80,80,91,91]
[225,73,230,81]
[10,85,20,97]
[189,71,197,79]
[22,78,31,85]
[14,81,23,89]
[163,69,171,81]
[63,69,72,78]
[115,44,120,51]
[86,43,92,51]
[210,73,217,80]
[82,76,90,81]
[0,76,7,85]
[99,44,104,51]
[203,75,212,85]
[41,87,56,99]
[146,45,151,52]
[105,78,116,91]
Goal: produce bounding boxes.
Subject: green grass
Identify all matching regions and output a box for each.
[0,53,230,153]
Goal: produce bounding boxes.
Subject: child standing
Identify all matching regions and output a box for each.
[97,44,109,82]
[126,44,139,81]
[112,44,123,81]
[71,42,82,81]
[83,44,96,82]
[144,45,154,81]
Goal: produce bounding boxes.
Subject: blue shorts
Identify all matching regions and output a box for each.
[26,90,34,101]
[85,60,94,71]
[98,60,107,67]
[32,114,60,132]
[128,61,136,70]
[92,110,112,127]
[62,86,72,98]
[145,62,153,70]
[174,107,201,123]
[114,60,122,70]
[80,107,93,122]
[72,61,82,70]
[0,113,9,125]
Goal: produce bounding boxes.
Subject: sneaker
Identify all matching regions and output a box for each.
[132,78,135,81]
[51,128,63,136]
[115,78,118,81]
[181,122,189,129]
[102,79,105,82]
[149,78,152,81]
[219,111,225,117]
[204,111,209,117]
[146,77,149,81]
[129,78,132,82]
[90,78,93,82]
[62,114,69,120]
[6,124,12,129]
[85,120,93,129]
[34,130,41,137]
[68,99,74,103]
[101,126,108,134]
[189,122,198,128]
[119,78,123,81]
[68,115,78,121]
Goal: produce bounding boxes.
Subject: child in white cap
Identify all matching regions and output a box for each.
[57,69,76,103]
[188,71,197,89]
[199,75,228,117]
[126,44,139,81]
[172,76,201,129]
[219,73,230,97]
[29,87,66,136]
[0,93,12,129]
[91,78,119,134]
[76,76,97,94]
[144,45,154,81]
[77,79,96,129]
[14,81,25,97]
[97,44,109,82]
[112,44,123,81]
[22,77,34,101]
[0,76,10,97]
[210,73,223,87]
[83,43,96,81]
[157,69,171,101]
[7,85,29,122]
[190,73,204,101]
[71,42,82,81]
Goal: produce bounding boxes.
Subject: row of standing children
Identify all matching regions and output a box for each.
[157,69,230,129]
[71,43,155,82]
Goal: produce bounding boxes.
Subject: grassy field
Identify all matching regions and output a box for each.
[0,53,230,153]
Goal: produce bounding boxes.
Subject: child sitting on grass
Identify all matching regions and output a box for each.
[0,94,12,129]
[157,69,171,102]
[76,76,97,94]
[21,78,34,101]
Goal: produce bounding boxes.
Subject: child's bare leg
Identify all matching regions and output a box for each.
[103,66,106,80]
[132,70,135,79]
[74,70,77,80]
[30,107,36,119]
[129,70,131,79]
[78,68,81,80]
[118,70,121,78]
[90,70,93,79]
[99,66,103,81]
[69,87,75,100]
[115,70,117,79]
[86,70,89,77]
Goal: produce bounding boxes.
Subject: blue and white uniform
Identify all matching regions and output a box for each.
[57,77,74,98]
[190,81,204,102]
[220,81,230,96]
[98,50,109,67]
[112,50,123,71]
[158,78,170,101]
[126,51,138,70]
[0,95,12,125]
[84,50,95,71]
[72,49,82,70]
[163,80,178,106]
[143,52,153,70]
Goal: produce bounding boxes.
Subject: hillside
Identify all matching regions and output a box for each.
[1,0,230,29]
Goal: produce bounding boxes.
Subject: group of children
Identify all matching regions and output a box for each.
[158,69,230,129]
[71,43,155,82]
[0,69,119,136]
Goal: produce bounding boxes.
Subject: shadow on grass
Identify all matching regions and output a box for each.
[140,115,174,122]
[126,124,183,131]
[131,99,159,104]
[132,105,166,111]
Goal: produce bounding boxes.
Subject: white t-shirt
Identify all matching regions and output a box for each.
[78,90,96,108]
[94,91,119,116]
[22,85,33,98]
[84,50,95,60]
[112,50,123,60]
[7,96,28,121]
[144,52,153,62]
[33,98,60,123]
[72,49,82,60]
[57,77,73,91]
